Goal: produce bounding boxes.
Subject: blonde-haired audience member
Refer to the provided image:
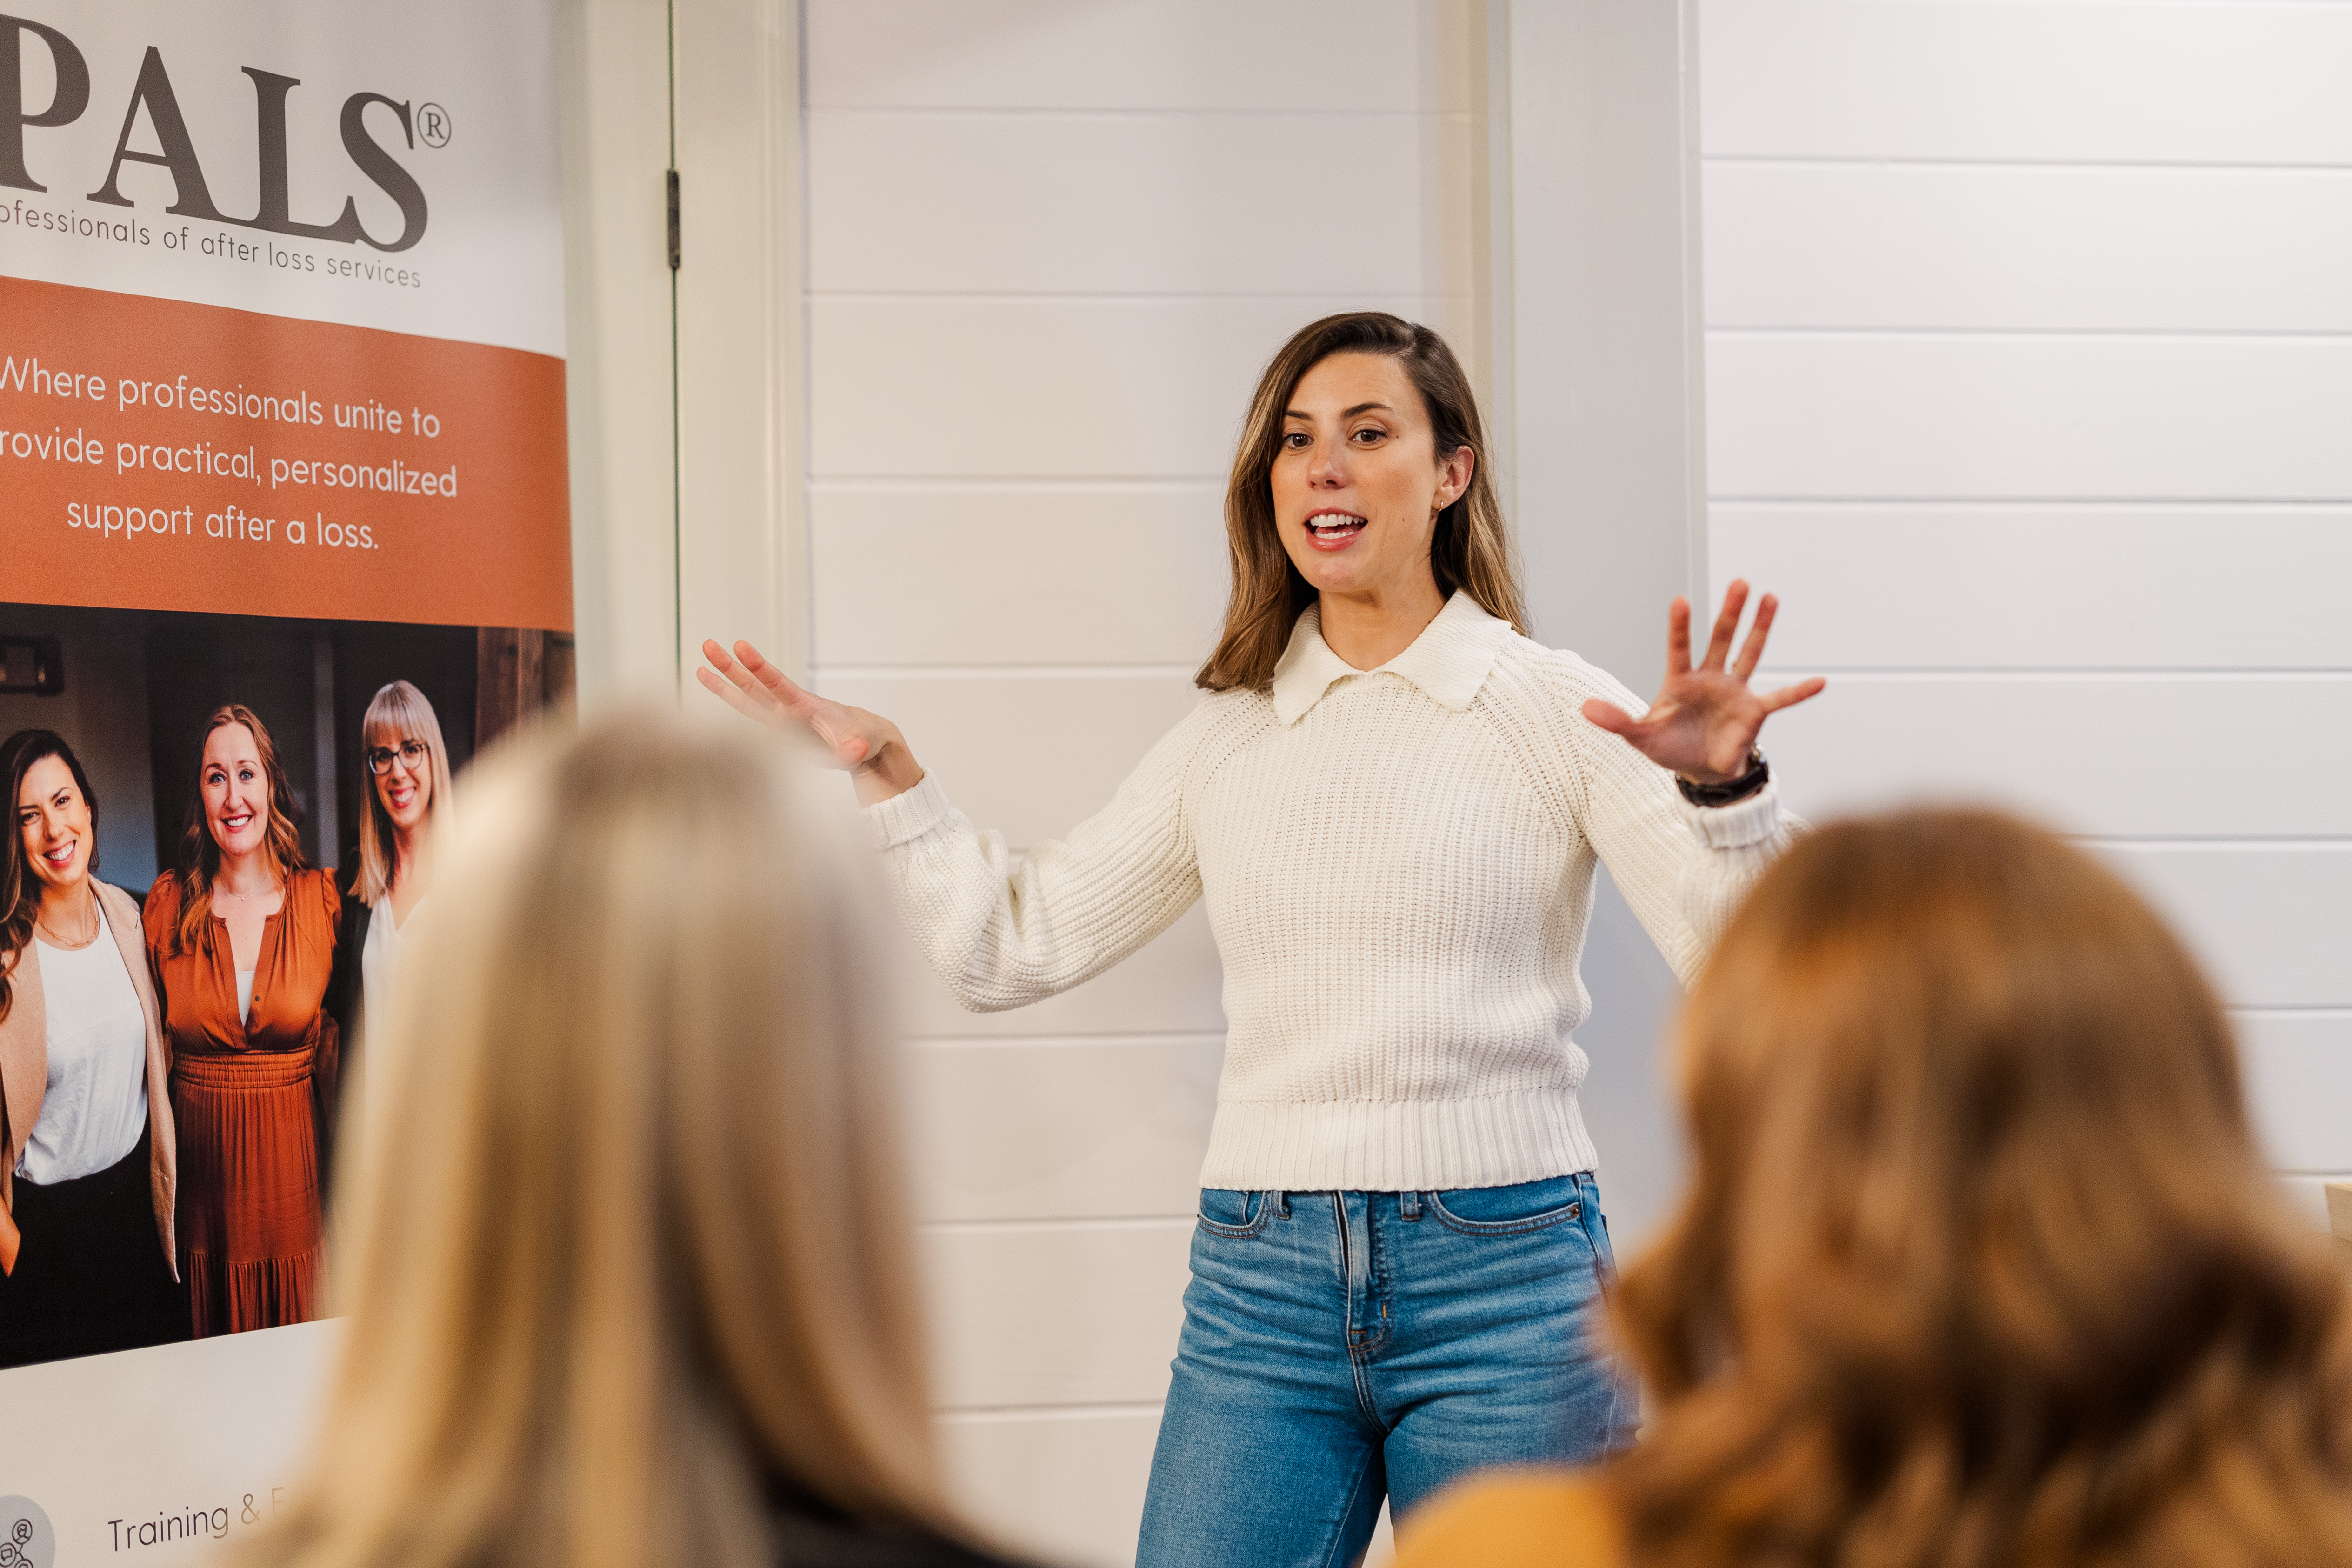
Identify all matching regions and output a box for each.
[1400,810,2352,1568]
[239,713,1032,1568]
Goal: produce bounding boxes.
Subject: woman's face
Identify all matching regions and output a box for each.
[370,731,432,833]
[15,755,92,897]
[1269,351,1473,602]
[201,723,270,860]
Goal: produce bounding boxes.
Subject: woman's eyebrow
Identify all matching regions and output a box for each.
[1282,400,1395,421]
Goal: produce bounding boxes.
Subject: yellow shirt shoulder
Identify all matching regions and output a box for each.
[1394,1470,1623,1568]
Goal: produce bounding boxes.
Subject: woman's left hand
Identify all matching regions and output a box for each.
[1580,580,1825,785]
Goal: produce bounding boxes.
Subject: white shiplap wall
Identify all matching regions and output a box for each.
[1698,0,2352,1222]
[801,7,1474,1561]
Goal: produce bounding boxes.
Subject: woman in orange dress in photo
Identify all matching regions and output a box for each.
[144,704,340,1336]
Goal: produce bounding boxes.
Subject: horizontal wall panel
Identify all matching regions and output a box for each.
[1704,163,2352,332]
[811,669,1202,847]
[2098,845,2352,1011]
[885,904,1228,1039]
[810,485,1228,667]
[1711,506,2352,671]
[809,295,1474,479]
[1698,0,2352,1219]
[919,1221,1192,1408]
[1701,2,2352,165]
[905,1036,1223,1222]
[2238,1013,2352,1174]
[811,0,1470,113]
[938,1408,1161,1568]
[1749,674,2352,840]
[1707,336,2352,500]
[810,113,1472,297]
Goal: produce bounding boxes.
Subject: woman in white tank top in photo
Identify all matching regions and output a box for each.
[0,729,185,1367]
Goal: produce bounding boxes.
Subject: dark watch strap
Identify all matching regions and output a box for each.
[1677,749,1769,808]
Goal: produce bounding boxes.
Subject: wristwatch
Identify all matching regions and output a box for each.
[1676,748,1768,808]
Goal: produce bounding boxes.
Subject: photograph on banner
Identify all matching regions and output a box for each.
[0,0,569,1408]
[0,606,572,1371]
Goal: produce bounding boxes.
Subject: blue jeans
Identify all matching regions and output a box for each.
[1135,1172,1638,1568]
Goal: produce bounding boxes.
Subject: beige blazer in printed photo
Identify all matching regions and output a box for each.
[0,879,179,1274]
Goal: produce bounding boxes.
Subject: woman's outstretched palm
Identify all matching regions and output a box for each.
[697,639,924,803]
[1581,581,1824,784]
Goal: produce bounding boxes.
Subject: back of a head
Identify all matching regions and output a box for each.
[247,710,952,1568]
[1610,809,2352,1568]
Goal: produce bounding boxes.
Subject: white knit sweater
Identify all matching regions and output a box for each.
[866,592,1796,1192]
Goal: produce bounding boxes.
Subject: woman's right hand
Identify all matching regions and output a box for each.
[697,640,926,806]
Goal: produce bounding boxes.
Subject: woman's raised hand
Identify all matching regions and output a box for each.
[1579,581,1825,786]
[697,639,925,804]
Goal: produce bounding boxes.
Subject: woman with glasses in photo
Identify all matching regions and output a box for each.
[146,704,342,1336]
[336,681,454,1074]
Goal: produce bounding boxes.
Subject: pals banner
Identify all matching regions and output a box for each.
[0,0,568,630]
[0,3,567,1560]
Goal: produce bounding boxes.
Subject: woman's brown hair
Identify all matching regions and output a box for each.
[234,712,968,1568]
[1606,810,2352,1568]
[0,728,99,1024]
[171,704,310,955]
[1195,311,1526,692]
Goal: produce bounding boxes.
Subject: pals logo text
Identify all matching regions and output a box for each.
[0,12,428,252]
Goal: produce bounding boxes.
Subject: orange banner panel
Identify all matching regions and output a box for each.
[0,275,571,631]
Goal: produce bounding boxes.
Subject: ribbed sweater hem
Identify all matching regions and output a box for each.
[1679,781,1782,849]
[867,774,952,848]
[1195,1088,1600,1193]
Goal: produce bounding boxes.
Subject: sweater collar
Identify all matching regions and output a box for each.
[1269,591,1513,725]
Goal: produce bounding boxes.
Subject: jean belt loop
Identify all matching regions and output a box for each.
[1270,1189,1289,1219]
[1399,1189,1423,1221]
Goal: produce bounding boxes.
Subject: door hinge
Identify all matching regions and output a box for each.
[666,168,681,270]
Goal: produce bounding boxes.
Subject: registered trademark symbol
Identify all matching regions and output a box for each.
[418,102,452,148]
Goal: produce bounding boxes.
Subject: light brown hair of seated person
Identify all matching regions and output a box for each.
[232,711,999,1568]
[1400,809,2352,1568]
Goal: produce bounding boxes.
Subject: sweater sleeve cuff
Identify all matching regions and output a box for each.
[1680,778,1783,850]
[863,772,952,851]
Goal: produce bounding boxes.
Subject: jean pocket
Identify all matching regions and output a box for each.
[1195,1188,1271,1239]
[1426,1175,1585,1236]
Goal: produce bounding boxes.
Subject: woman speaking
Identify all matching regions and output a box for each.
[701,313,1824,1567]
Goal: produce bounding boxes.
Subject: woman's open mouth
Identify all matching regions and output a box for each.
[220,809,256,834]
[1305,511,1367,551]
[42,841,77,872]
